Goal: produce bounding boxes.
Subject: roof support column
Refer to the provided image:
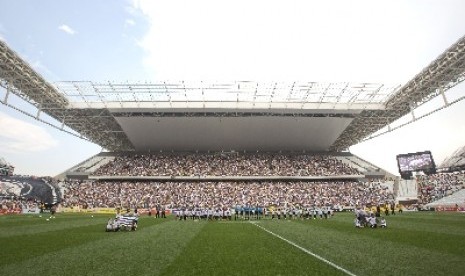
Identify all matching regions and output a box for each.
[440,87,449,107]
[3,80,11,104]
[36,107,41,119]
[409,102,416,121]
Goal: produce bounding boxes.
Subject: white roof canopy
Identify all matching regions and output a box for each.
[1,35,464,152]
[58,81,398,110]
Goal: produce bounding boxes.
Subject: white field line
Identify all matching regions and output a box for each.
[250,221,357,276]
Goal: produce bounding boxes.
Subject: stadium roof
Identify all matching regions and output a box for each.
[0,157,13,168]
[440,145,465,169]
[1,35,465,152]
[57,81,397,110]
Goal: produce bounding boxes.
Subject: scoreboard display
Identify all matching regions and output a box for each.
[396,151,436,177]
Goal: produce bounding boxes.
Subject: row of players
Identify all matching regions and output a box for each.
[173,207,335,220]
[355,208,388,228]
[355,215,387,228]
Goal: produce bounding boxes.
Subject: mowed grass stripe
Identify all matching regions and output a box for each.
[2,213,465,275]
[0,219,205,276]
[390,212,465,236]
[160,221,347,276]
[261,215,465,276]
[393,211,465,224]
[252,221,356,276]
[0,214,119,265]
[0,222,112,266]
[0,212,102,224]
[0,214,108,238]
[292,213,465,256]
[0,213,96,229]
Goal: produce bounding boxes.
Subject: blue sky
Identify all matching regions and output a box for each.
[0,0,464,176]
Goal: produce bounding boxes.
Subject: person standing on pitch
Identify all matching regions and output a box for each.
[391,202,396,215]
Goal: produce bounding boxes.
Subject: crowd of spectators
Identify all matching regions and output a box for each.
[417,171,465,204]
[0,197,22,213]
[0,196,40,214]
[1,176,56,214]
[1,176,24,214]
[0,178,23,197]
[93,153,360,176]
[61,180,393,211]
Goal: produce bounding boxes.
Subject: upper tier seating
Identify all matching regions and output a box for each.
[93,153,361,177]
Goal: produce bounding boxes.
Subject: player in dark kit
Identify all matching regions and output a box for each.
[391,203,396,215]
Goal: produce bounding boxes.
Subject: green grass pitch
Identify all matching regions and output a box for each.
[1,212,464,276]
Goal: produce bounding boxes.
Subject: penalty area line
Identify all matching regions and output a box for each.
[250,222,357,276]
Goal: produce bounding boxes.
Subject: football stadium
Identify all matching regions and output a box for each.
[1,2,465,276]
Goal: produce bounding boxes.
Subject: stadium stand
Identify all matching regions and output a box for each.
[0,176,53,214]
[2,34,464,215]
[51,151,397,213]
[71,153,115,173]
[58,153,116,180]
[417,171,465,206]
[59,179,394,210]
[397,179,418,199]
[92,153,361,177]
[0,177,24,197]
[425,189,465,210]
[74,156,115,173]
[440,145,465,172]
[0,157,14,176]
[336,155,378,173]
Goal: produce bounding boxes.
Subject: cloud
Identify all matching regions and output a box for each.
[0,111,58,153]
[58,24,76,35]
[131,0,465,83]
[125,19,136,27]
[131,0,401,82]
